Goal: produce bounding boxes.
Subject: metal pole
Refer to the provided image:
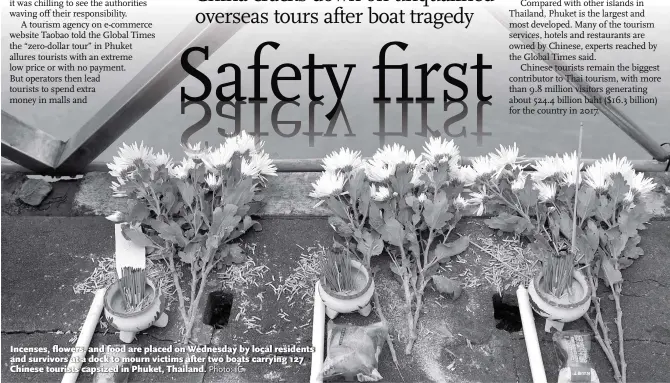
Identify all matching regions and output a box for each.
[55,6,260,173]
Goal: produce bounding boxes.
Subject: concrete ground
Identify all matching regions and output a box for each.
[1,171,669,383]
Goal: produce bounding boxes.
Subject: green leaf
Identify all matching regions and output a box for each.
[241,216,262,232]
[600,257,623,285]
[585,220,600,251]
[218,205,242,239]
[178,242,199,264]
[576,186,597,221]
[517,177,539,210]
[326,197,350,220]
[485,212,532,235]
[434,236,470,263]
[328,216,354,238]
[548,213,561,243]
[432,275,462,300]
[405,195,418,210]
[162,191,176,214]
[392,163,413,198]
[218,243,246,266]
[347,169,366,202]
[358,180,371,219]
[422,191,453,230]
[223,177,255,208]
[168,221,187,247]
[618,258,633,269]
[596,194,615,222]
[247,201,264,216]
[389,262,406,278]
[607,173,630,204]
[604,227,627,258]
[529,235,554,262]
[412,213,421,226]
[432,167,451,189]
[620,235,643,269]
[176,180,195,207]
[121,225,156,248]
[618,204,649,238]
[379,217,404,247]
[357,230,384,257]
[368,203,384,230]
[424,262,440,281]
[407,235,421,258]
[128,200,150,223]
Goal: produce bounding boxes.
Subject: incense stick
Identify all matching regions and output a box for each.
[571,122,584,254]
[119,267,149,312]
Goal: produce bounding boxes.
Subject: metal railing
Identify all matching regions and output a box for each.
[2,6,669,175]
[2,6,258,176]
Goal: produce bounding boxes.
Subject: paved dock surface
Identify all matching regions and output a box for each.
[2,215,669,383]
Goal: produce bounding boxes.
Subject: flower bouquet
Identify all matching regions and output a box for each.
[106,133,276,343]
[311,138,472,355]
[467,145,656,383]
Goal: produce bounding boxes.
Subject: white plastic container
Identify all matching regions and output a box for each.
[528,270,592,332]
[316,259,374,319]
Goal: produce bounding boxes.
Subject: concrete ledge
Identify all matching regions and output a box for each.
[1,171,668,219]
[71,172,330,217]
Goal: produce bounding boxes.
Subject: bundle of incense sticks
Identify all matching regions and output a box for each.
[119,267,149,313]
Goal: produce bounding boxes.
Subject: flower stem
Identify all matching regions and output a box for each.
[372,291,403,381]
[586,268,622,383]
[167,251,189,336]
[584,313,622,383]
[613,286,627,383]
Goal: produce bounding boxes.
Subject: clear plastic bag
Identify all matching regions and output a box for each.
[320,321,388,382]
[553,331,600,383]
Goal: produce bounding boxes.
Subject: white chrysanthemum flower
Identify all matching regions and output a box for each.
[600,154,634,179]
[170,158,196,179]
[182,141,208,160]
[422,137,461,167]
[624,171,656,199]
[111,179,127,197]
[310,172,345,199]
[322,148,363,174]
[154,149,172,167]
[453,165,477,186]
[108,162,128,180]
[108,142,155,177]
[372,143,418,168]
[532,155,561,182]
[242,151,277,181]
[557,151,583,186]
[410,162,426,186]
[202,144,235,171]
[417,193,428,203]
[535,182,557,203]
[105,210,125,223]
[364,158,395,183]
[511,172,529,191]
[623,190,636,204]
[584,162,610,191]
[170,166,188,179]
[228,131,261,155]
[471,156,497,178]
[370,184,392,202]
[491,143,521,170]
[468,187,488,216]
[454,194,469,210]
[204,174,220,188]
